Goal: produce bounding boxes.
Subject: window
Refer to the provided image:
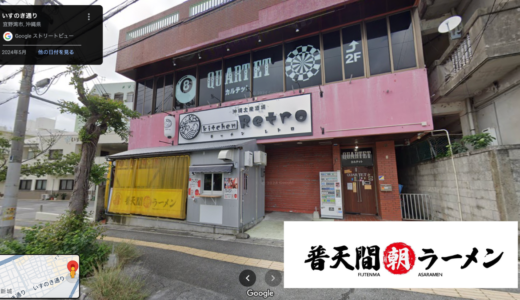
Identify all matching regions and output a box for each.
[342,24,365,79]
[389,11,416,70]
[135,81,145,115]
[100,150,109,157]
[48,149,63,160]
[253,44,283,97]
[102,93,111,99]
[366,18,392,75]
[27,149,36,160]
[19,180,31,190]
[35,180,47,190]
[224,54,251,102]
[284,35,322,90]
[163,74,174,112]
[143,79,154,115]
[155,76,165,113]
[203,173,222,194]
[126,92,134,103]
[323,30,343,83]
[175,68,197,109]
[198,61,222,106]
[60,180,74,190]
[114,92,124,101]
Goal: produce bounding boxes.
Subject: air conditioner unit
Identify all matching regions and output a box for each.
[482,127,499,146]
[244,151,253,167]
[254,151,267,166]
[41,194,50,200]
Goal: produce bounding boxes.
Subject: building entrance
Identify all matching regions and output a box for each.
[341,148,377,215]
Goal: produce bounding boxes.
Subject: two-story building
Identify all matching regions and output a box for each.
[107,0,433,231]
[0,131,127,201]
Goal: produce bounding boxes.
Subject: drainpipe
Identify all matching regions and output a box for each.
[427,129,463,221]
[466,98,476,135]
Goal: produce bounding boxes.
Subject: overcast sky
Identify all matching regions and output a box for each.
[0,0,186,132]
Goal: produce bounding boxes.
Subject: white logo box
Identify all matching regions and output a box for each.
[285,222,518,288]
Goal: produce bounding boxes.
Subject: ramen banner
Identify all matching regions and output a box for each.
[108,188,184,219]
[107,156,190,219]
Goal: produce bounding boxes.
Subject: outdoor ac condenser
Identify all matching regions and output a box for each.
[254,151,267,166]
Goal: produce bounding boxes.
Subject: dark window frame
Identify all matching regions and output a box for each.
[133,10,418,115]
[202,173,223,194]
[35,179,47,190]
[19,180,31,190]
[59,179,74,191]
[48,149,63,160]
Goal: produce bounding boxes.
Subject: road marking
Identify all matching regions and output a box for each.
[100,236,520,300]
[100,236,284,271]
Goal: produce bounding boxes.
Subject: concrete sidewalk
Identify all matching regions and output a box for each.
[246,211,333,240]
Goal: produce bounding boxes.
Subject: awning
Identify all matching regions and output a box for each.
[107,139,257,160]
[189,164,234,173]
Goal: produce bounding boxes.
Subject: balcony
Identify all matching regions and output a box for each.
[428,2,520,103]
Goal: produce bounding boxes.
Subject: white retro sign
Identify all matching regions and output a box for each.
[178,94,312,144]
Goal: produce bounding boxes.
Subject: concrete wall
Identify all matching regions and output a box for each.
[399,145,520,228]
[476,85,520,145]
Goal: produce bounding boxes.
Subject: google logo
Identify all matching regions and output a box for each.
[3,31,13,42]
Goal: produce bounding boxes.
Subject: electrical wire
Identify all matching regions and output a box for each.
[0,94,19,106]
[443,0,504,78]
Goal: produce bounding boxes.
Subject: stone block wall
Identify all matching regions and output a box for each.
[399,145,520,225]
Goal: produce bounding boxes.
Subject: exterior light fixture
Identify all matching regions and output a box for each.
[226,46,230,52]
[258,37,261,43]
[172,59,176,66]
[297,141,302,145]
[295,28,299,33]
[198,53,202,59]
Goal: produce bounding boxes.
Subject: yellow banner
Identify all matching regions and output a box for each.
[108,188,185,219]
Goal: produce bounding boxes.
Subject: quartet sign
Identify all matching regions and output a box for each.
[178,94,312,144]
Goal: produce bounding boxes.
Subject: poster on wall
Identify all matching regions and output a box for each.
[319,171,343,219]
[224,177,238,199]
[188,177,201,200]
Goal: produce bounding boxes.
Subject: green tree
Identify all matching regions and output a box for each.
[0,131,63,182]
[21,152,108,193]
[0,134,10,182]
[60,65,139,215]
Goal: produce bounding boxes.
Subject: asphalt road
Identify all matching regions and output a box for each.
[7,200,520,300]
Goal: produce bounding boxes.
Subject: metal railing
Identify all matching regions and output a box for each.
[126,12,179,41]
[400,194,432,220]
[189,0,234,16]
[444,34,473,81]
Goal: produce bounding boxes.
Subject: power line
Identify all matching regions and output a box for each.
[0,94,19,106]
[443,0,504,78]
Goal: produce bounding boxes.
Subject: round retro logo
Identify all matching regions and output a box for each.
[285,45,321,82]
[175,75,196,104]
[3,31,13,42]
[383,242,416,275]
[179,114,201,140]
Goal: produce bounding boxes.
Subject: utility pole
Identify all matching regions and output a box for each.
[0,0,43,238]
[0,65,35,238]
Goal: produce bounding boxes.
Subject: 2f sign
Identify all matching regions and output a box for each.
[345,40,361,64]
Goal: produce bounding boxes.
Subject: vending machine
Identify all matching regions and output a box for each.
[319,171,344,219]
